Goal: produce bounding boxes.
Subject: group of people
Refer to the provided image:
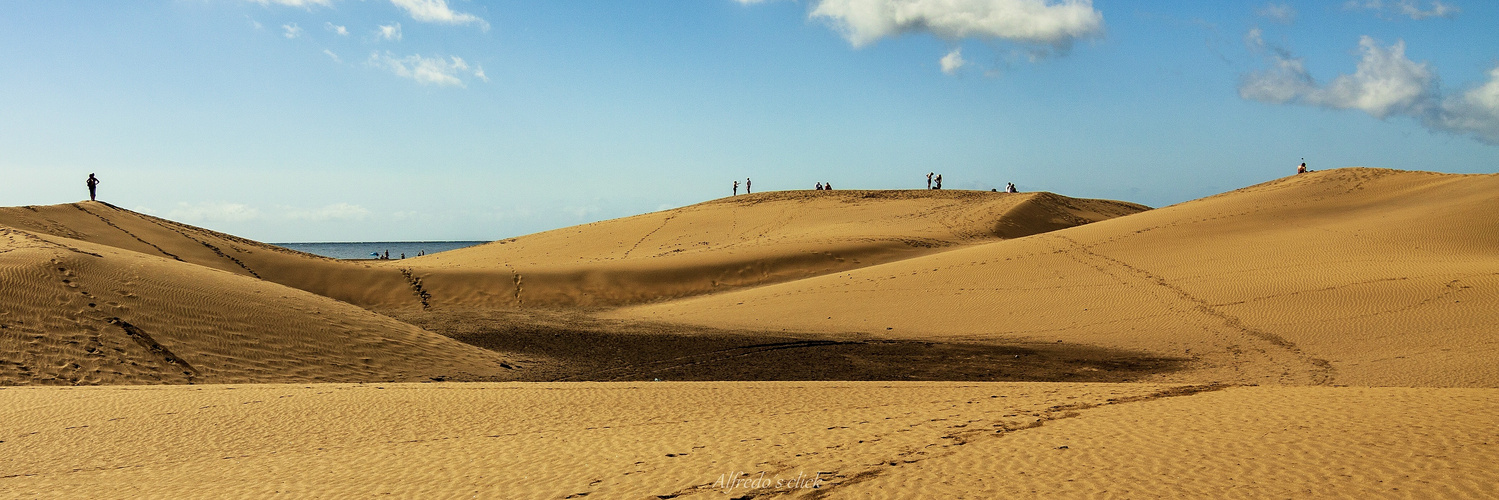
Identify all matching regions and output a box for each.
[371,250,421,260]
[926,172,943,190]
[814,182,833,190]
[732,178,752,195]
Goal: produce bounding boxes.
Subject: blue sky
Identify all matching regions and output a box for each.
[2,0,1496,242]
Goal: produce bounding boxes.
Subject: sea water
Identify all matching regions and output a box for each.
[272,241,488,260]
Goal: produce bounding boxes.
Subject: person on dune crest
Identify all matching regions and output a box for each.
[86,173,100,201]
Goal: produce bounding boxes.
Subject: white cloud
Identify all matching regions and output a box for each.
[325,22,349,36]
[323,49,342,62]
[940,48,966,74]
[808,0,1105,50]
[1432,68,1499,144]
[378,23,403,41]
[1241,36,1432,119]
[1345,0,1459,20]
[389,0,489,30]
[282,23,303,39]
[368,51,486,87]
[283,203,370,222]
[1241,35,1499,145]
[164,202,262,223]
[1257,3,1296,24]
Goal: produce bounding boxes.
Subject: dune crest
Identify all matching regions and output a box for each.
[400,190,1146,308]
[0,226,523,385]
[610,168,1499,388]
[2,192,1145,311]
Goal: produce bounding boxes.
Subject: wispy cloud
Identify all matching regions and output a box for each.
[282,23,303,39]
[368,51,486,87]
[807,0,1105,52]
[162,202,262,223]
[246,0,332,7]
[1241,34,1499,145]
[283,203,370,221]
[323,49,342,62]
[940,48,966,75]
[1344,0,1459,20]
[388,0,489,30]
[1257,3,1296,24]
[325,22,348,36]
[377,22,403,41]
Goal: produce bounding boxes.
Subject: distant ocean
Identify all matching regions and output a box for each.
[272,241,488,260]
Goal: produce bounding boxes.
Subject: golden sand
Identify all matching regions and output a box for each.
[1,383,1494,498]
[2,168,1497,497]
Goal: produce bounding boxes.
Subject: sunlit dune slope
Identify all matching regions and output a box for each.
[1,192,1143,310]
[0,202,419,309]
[610,169,1499,388]
[400,190,1147,308]
[0,227,523,385]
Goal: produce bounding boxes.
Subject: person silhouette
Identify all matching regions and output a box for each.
[733,180,739,195]
[824,182,832,190]
[1298,159,1308,174]
[816,182,823,190]
[86,173,100,201]
[927,172,934,189]
[934,174,942,190]
[746,178,751,194]
[1006,182,1017,193]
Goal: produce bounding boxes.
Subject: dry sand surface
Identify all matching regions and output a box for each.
[0,192,1143,311]
[0,226,526,385]
[613,169,1499,388]
[1,382,1495,499]
[3,168,1497,497]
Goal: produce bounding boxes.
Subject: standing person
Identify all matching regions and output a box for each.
[85,173,100,201]
[934,174,942,190]
[927,172,934,189]
[733,180,739,195]
[746,178,752,194]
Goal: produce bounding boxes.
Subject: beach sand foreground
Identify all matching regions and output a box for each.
[1,382,1495,498]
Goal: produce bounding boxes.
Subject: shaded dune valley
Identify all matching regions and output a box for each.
[3,168,1499,498]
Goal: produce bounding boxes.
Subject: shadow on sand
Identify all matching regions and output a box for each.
[397,309,1187,383]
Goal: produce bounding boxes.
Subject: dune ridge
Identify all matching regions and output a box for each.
[611,169,1499,388]
[0,226,525,385]
[1,191,1143,311]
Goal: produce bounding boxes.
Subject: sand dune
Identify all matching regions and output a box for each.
[0,226,524,385]
[2,382,1494,498]
[0,202,421,309]
[2,169,1496,496]
[612,169,1499,387]
[397,189,1146,308]
[2,192,1141,311]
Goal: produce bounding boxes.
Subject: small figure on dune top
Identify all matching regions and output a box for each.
[926,172,934,189]
[1297,158,1308,175]
[86,173,101,201]
[733,180,740,196]
[1006,182,1017,193]
[746,177,752,194]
